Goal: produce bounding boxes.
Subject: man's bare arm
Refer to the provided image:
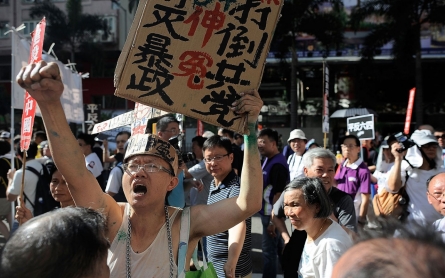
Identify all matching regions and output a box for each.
[224,221,246,278]
[16,62,121,236]
[190,90,263,238]
[387,143,406,192]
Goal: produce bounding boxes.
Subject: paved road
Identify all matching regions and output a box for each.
[251,213,286,277]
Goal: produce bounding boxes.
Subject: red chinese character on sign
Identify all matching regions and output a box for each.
[183,2,225,47]
[24,97,34,115]
[183,6,203,36]
[23,116,32,133]
[201,3,225,47]
[173,51,213,89]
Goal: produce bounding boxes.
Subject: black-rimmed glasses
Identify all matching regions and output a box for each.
[203,154,229,163]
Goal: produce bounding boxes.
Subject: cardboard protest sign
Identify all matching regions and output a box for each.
[114,0,283,134]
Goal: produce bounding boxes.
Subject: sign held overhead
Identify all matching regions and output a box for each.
[346,114,375,141]
[114,0,283,134]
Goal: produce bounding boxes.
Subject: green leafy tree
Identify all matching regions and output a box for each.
[30,0,108,63]
[350,0,445,127]
[272,0,346,128]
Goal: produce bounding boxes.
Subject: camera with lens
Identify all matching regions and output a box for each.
[168,135,196,164]
[394,132,416,153]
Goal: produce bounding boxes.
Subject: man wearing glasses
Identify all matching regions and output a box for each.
[387,129,444,228]
[203,135,253,278]
[16,61,263,277]
[434,129,445,166]
[427,173,445,241]
[335,134,371,226]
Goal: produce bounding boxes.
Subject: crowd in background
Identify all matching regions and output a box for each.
[1,117,445,277]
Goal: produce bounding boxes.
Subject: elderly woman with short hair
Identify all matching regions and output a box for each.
[283,177,353,278]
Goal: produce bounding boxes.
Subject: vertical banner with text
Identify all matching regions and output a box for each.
[404,88,416,135]
[20,18,46,151]
[84,104,101,134]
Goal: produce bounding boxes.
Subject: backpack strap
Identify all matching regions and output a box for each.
[177,207,191,278]
[23,166,41,209]
[2,157,11,168]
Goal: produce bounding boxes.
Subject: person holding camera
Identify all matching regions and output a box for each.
[386,129,444,227]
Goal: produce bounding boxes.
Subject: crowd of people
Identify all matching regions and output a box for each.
[0,61,444,278]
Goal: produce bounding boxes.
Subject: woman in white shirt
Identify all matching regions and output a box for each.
[283,177,353,278]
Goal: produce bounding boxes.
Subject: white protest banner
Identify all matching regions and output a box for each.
[114,0,283,134]
[91,103,168,135]
[12,29,84,124]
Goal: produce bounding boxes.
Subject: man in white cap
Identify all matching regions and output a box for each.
[287,129,308,181]
[16,61,263,277]
[386,129,445,227]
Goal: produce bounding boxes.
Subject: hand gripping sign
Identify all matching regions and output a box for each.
[20,18,46,151]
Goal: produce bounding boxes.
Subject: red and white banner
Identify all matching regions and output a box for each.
[20,18,46,151]
[404,88,416,135]
[197,120,204,136]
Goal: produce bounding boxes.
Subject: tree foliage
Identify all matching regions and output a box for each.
[350,0,445,126]
[350,0,445,60]
[30,0,107,62]
[273,0,346,58]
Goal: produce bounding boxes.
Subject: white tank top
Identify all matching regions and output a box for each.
[108,203,180,278]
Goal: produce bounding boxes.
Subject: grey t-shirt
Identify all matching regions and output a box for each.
[274,187,357,232]
[188,160,213,205]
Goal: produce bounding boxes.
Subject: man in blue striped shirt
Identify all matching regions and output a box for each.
[204,135,252,278]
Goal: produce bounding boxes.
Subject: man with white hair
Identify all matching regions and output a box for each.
[286,129,308,181]
[387,129,445,227]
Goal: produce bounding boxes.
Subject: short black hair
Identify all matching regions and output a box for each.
[77,133,94,150]
[202,135,232,154]
[115,130,131,140]
[33,131,47,141]
[258,128,279,144]
[0,140,11,156]
[1,207,109,278]
[342,134,360,147]
[234,133,243,140]
[284,177,332,218]
[219,128,234,139]
[156,116,179,131]
[192,136,206,148]
[19,141,38,159]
